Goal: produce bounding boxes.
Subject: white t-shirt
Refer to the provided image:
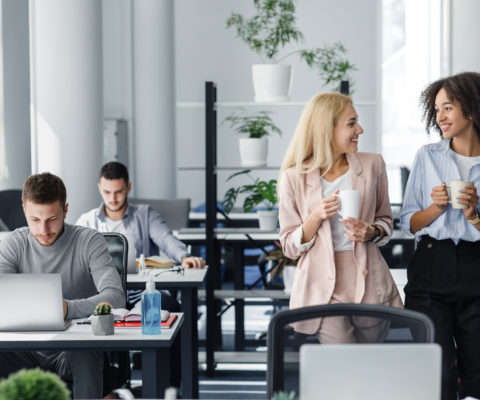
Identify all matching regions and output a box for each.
[451,151,480,181]
[106,218,138,273]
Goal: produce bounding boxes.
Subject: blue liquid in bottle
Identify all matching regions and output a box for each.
[141,279,162,335]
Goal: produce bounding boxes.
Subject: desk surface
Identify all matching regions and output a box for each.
[0,313,183,350]
[127,267,207,288]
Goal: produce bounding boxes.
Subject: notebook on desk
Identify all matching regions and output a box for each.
[0,273,71,331]
[300,343,441,400]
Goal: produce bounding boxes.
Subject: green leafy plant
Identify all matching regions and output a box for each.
[226,0,356,91]
[271,390,298,400]
[224,108,282,139]
[222,170,277,213]
[94,301,112,315]
[267,247,298,277]
[0,368,71,400]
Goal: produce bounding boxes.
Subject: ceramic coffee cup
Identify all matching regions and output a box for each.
[447,181,474,209]
[335,190,360,219]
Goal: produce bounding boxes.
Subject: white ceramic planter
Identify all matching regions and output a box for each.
[91,313,114,336]
[252,64,292,103]
[282,266,296,294]
[257,209,278,231]
[239,137,268,167]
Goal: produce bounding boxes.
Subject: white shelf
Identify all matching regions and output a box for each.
[177,101,376,108]
[178,166,280,171]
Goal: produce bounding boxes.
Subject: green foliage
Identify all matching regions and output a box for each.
[300,42,356,87]
[226,0,356,91]
[226,0,303,61]
[266,248,298,276]
[0,368,70,400]
[224,108,282,139]
[271,391,298,400]
[222,170,278,213]
[94,301,112,315]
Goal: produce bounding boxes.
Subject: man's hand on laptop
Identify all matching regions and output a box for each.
[181,256,206,269]
[63,299,68,319]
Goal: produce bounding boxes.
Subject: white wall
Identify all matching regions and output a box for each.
[174,0,380,207]
[450,0,480,73]
[0,0,31,190]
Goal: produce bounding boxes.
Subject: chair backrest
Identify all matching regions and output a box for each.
[101,232,128,292]
[266,303,435,398]
[131,197,191,231]
[0,190,26,231]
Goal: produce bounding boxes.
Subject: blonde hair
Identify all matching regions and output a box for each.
[279,92,352,184]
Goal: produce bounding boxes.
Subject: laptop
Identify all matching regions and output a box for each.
[0,273,71,331]
[300,343,441,400]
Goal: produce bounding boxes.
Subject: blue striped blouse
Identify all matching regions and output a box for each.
[400,139,480,244]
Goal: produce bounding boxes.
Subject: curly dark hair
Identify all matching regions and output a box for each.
[22,172,67,207]
[420,71,480,138]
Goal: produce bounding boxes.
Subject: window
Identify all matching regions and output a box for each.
[382,0,442,203]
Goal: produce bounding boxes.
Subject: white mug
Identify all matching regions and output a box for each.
[335,190,360,219]
[447,180,474,209]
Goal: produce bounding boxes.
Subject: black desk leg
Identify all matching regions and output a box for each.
[142,348,170,399]
[233,243,245,350]
[181,287,199,399]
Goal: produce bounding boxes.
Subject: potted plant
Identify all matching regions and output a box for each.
[222,170,278,230]
[224,108,282,167]
[271,391,298,400]
[266,241,298,294]
[0,367,71,400]
[226,0,356,102]
[91,301,114,336]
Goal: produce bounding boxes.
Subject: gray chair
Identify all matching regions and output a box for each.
[130,197,190,230]
[266,303,435,398]
[101,232,130,394]
[0,189,26,231]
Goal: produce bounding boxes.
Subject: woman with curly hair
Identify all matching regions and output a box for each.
[401,71,480,400]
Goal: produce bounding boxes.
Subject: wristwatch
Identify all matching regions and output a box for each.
[181,253,192,260]
[371,224,382,243]
[467,211,480,225]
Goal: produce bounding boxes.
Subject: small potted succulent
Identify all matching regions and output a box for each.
[91,301,114,336]
[0,367,71,400]
[222,170,278,230]
[223,108,282,167]
[226,0,356,102]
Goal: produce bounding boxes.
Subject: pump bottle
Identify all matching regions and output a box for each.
[141,277,161,335]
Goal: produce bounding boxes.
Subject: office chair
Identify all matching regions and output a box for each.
[130,197,191,231]
[101,232,131,395]
[266,303,435,398]
[0,189,26,231]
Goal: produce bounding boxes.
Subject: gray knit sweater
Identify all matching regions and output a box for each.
[0,223,125,319]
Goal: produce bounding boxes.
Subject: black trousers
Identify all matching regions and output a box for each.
[405,236,480,400]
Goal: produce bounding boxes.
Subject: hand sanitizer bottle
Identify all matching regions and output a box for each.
[141,277,161,335]
[138,253,146,278]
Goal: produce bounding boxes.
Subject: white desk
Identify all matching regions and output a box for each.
[127,268,207,399]
[390,268,407,303]
[0,313,183,399]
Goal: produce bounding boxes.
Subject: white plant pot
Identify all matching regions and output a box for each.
[239,137,268,167]
[91,313,114,336]
[282,266,296,294]
[257,209,278,231]
[252,64,292,103]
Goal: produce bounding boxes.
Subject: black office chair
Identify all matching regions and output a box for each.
[101,232,131,395]
[266,303,435,398]
[0,189,26,231]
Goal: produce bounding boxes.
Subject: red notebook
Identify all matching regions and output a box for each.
[114,314,177,329]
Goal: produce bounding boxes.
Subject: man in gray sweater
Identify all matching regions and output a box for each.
[0,172,125,399]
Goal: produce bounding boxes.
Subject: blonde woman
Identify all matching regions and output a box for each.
[278,92,402,343]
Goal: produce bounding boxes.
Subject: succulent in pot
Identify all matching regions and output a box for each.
[91,301,114,336]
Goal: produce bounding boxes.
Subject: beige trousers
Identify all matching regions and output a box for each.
[316,250,389,344]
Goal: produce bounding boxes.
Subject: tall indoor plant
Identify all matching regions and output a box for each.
[226,0,356,101]
[222,170,278,230]
[224,108,282,167]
